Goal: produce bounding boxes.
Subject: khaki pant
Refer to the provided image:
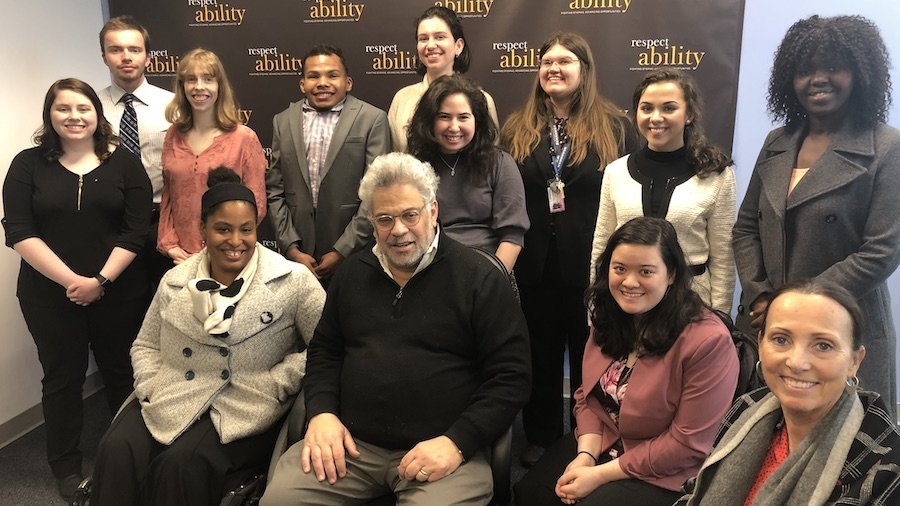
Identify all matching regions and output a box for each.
[261,438,492,505]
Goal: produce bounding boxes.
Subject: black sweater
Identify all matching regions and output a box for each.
[304,234,531,458]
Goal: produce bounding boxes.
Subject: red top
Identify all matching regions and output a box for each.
[744,424,790,506]
[158,125,267,254]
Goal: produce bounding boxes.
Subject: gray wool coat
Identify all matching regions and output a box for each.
[131,245,325,445]
[733,121,900,405]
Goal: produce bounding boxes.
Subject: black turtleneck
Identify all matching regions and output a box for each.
[626,145,695,218]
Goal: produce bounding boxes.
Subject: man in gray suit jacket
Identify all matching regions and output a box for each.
[266,44,391,280]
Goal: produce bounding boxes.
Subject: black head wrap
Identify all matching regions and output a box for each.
[201,183,256,215]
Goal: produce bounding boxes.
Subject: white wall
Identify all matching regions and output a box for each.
[735,1,900,400]
[0,1,109,427]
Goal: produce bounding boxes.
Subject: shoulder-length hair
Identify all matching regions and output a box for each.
[33,78,116,162]
[407,74,498,184]
[165,48,240,132]
[413,6,470,76]
[587,216,705,358]
[500,31,629,170]
[632,69,732,177]
[768,15,891,132]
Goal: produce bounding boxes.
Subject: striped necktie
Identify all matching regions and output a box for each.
[119,93,141,157]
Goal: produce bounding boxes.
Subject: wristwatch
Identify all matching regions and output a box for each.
[94,273,111,287]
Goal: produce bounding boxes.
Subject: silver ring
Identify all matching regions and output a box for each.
[418,469,429,476]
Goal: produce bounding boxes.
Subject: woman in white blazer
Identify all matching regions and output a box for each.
[590,69,736,313]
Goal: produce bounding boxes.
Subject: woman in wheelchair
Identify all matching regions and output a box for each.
[90,167,326,505]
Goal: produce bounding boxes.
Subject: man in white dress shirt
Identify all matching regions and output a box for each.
[97,15,174,285]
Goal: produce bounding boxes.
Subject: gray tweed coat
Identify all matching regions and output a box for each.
[131,245,325,445]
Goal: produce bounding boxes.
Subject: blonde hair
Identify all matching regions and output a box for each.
[166,48,240,132]
[501,32,628,169]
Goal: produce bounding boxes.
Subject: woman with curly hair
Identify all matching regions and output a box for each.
[733,15,900,414]
[407,74,528,272]
[158,48,267,265]
[590,69,736,313]
[2,78,151,500]
[500,31,639,466]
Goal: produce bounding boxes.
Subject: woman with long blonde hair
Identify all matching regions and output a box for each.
[158,48,267,264]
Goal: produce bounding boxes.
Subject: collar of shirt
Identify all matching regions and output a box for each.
[372,227,441,282]
[301,97,346,113]
[109,77,152,106]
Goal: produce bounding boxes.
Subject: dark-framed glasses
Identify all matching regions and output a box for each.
[371,206,426,231]
[540,57,579,68]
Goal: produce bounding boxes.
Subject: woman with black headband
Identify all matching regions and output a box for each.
[90,167,326,505]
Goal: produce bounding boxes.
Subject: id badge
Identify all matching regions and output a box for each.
[547,179,566,213]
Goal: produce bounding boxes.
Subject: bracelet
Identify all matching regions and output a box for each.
[577,450,599,464]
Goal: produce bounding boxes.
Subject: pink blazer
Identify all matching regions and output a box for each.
[574,310,739,491]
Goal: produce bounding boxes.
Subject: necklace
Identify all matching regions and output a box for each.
[438,153,460,176]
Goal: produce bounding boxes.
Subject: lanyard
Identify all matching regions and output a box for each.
[550,122,569,180]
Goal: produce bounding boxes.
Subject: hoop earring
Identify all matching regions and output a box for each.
[755,360,764,380]
[846,376,860,388]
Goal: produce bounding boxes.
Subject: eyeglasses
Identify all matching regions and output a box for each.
[371,206,426,231]
[540,57,579,68]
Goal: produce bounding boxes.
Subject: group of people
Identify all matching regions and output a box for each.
[3,6,900,506]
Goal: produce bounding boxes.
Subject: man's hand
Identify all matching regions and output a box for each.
[314,251,344,278]
[285,246,319,278]
[397,436,464,482]
[301,413,360,484]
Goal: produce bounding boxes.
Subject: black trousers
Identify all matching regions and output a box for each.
[92,400,281,506]
[519,281,588,447]
[145,204,174,288]
[514,433,683,506]
[19,292,147,478]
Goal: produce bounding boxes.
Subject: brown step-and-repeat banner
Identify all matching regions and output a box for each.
[110,0,745,157]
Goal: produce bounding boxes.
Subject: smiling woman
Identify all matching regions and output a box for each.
[733,14,900,420]
[514,217,738,506]
[407,75,529,274]
[89,167,326,505]
[2,78,152,500]
[590,69,736,314]
[388,5,498,152]
[158,48,268,265]
[677,280,900,506]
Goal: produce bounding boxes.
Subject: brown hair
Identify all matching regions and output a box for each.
[413,6,470,76]
[99,15,151,53]
[501,32,629,169]
[34,78,116,162]
[165,48,240,132]
[632,69,732,177]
